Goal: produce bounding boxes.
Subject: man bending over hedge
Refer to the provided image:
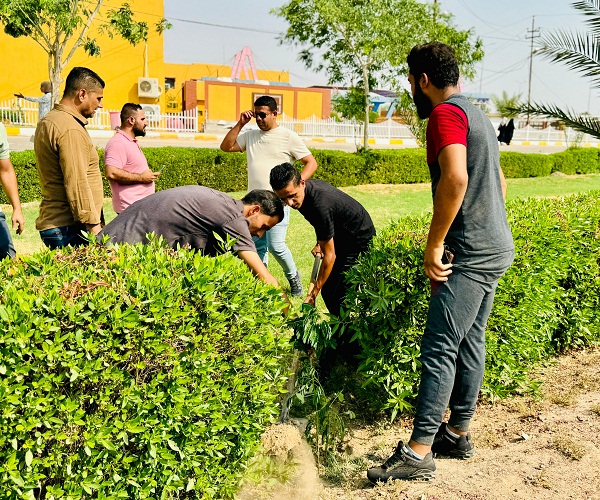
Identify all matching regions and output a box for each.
[270,162,375,363]
[367,42,514,483]
[98,186,284,287]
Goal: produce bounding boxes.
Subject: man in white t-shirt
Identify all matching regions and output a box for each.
[104,103,160,214]
[220,95,318,296]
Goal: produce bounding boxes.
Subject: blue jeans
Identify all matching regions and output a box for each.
[0,210,16,260]
[254,205,297,280]
[39,223,89,250]
[410,250,513,446]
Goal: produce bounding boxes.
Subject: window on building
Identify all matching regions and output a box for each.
[165,77,176,90]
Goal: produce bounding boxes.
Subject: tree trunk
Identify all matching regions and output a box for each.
[50,48,63,106]
[362,65,370,149]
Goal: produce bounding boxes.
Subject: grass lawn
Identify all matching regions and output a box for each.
[4,173,600,299]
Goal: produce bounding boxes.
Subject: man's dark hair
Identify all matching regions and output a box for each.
[242,189,284,221]
[407,42,459,89]
[120,103,142,123]
[63,67,105,97]
[254,95,278,112]
[269,162,301,191]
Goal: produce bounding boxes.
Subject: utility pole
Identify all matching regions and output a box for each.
[526,16,541,125]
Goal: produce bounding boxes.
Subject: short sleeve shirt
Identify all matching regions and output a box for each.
[98,185,256,255]
[236,126,311,191]
[0,123,10,160]
[104,130,154,213]
[298,179,375,252]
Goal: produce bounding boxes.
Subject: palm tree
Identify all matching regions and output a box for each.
[492,91,522,118]
[513,0,600,138]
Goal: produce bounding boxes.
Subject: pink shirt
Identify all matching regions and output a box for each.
[104,130,154,213]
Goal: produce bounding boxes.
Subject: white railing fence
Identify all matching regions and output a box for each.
[277,114,415,140]
[1,99,198,133]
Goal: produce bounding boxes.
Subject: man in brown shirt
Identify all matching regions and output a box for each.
[34,67,105,249]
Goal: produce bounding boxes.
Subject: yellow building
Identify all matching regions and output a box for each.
[0,0,329,125]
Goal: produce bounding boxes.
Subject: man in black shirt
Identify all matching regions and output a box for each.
[98,186,284,287]
[270,162,375,316]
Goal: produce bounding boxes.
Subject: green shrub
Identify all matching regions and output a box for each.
[5,146,600,204]
[552,147,600,174]
[361,149,429,184]
[340,192,600,416]
[499,151,554,178]
[0,241,291,498]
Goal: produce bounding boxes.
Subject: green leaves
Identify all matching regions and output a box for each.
[0,241,291,497]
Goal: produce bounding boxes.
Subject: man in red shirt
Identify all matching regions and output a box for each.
[104,103,160,214]
[368,42,514,483]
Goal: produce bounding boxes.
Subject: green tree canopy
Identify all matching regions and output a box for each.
[0,1,170,103]
[492,91,523,118]
[273,0,483,147]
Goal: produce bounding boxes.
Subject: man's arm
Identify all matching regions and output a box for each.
[305,237,335,306]
[299,154,318,180]
[238,250,280,287]
[220,111,253,152]
[0,159,24,234]
[105,164,159,185]
[499,165,507,200]
[425,143,468,282]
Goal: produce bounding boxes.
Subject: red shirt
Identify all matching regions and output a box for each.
[426,103,468,164]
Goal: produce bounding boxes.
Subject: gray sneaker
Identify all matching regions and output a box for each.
[431,423,475,459]
[367,441,436,483]
[288,271,303,297]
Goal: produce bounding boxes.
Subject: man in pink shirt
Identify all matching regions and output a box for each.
[104,103,160,214]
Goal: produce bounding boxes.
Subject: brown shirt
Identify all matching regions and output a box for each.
[34,104,104,230]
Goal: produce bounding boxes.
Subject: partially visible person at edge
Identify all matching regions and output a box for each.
[98,186,284,288]
[15,81,52,121]
[34,67,105,249]
[104,103,159,214]
[220,95,318,297]
[270,162,375,366]
[367,42,514,483]
[504,118,515,145]
[0,123,25,259]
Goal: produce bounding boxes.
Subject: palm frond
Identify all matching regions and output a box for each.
[572,0,600,33]
[509,101,600,139]
[537,30,600,88]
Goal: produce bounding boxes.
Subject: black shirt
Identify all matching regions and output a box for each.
[299,179,375,253]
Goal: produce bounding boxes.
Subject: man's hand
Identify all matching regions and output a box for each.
[304,294,316,307]
[14,93,24,99]
[85,223,102,235]
[424,242,452,282]
[238,110,253,127]
[311,243,322,257]
[140,169,160,183]
[11,208,24,235]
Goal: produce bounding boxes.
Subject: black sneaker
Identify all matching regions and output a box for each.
[367,441,436,483]
[431,422,475,459]
[288,271,303,297]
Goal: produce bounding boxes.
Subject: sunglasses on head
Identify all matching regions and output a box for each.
[254,111,270,119]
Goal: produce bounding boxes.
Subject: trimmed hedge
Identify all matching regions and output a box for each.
[4,146,600,204]
[0,241,291,498]
[340,191,600,417]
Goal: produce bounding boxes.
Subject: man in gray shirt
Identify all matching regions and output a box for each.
[98,186,284,287]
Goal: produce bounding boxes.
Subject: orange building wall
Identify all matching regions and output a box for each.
[0,0,165,111]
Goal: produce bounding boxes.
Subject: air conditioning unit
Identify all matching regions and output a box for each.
[141,104,161,122]
[138,77,161,98]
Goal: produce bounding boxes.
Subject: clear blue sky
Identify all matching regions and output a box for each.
[162,0,599,114]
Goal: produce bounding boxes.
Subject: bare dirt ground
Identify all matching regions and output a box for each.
[250,348,600,500]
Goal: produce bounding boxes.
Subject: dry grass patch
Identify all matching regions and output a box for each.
[550,435,586,461]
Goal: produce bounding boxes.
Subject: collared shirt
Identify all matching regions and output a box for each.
[23,92,52,120]
[34,104,104,231]
[104,129,154,213]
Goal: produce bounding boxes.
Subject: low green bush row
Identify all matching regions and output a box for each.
[5,146,600,204]
[340,191,600,418]
[0,240,291,498]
